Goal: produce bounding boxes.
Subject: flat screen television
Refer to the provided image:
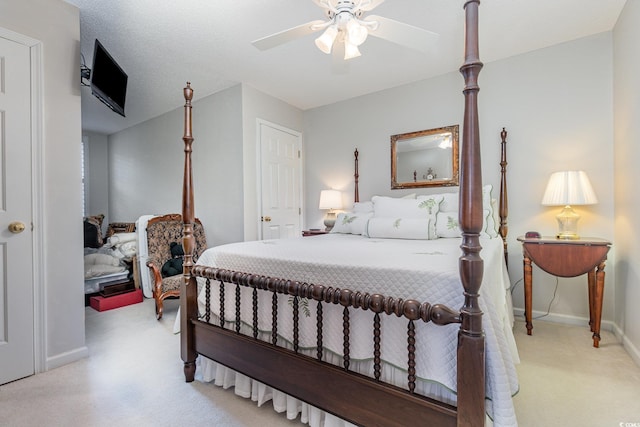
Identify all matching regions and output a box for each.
[90,39,128,117]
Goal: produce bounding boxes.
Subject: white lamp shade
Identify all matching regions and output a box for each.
[319,189,343,210]
[346,19,368,46]
[343,41,361,60]
[541,171,598,206]
[315,26,338,54]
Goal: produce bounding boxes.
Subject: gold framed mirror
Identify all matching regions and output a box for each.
[391,124,459,189]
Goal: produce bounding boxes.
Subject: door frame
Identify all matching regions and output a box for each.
[255,119,304,240]
[1,27,45,374]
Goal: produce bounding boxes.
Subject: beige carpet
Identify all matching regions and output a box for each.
[1,297,639,426]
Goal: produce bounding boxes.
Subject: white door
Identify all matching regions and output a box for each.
[0,36,34,385]
[259,122,302,239]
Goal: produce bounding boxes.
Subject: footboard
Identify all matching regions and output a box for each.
[190,266,462,427]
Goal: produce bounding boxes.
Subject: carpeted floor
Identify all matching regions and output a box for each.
[1,297,639,426]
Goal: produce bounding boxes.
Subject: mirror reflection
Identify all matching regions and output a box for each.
[391,125,459,189]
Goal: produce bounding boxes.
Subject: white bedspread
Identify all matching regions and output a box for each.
[195,234,520,426]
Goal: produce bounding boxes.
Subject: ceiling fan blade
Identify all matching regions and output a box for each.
[252,20,326,51]
[364,15,439,54]
[311,0,335,12]
[358,0,385,12]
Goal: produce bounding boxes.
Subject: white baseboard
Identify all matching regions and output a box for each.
[612,323,640,368]
[513,308,640,368]
[46,346,89,371]
[512,308,616,333]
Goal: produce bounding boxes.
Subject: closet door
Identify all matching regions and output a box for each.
[259,121,302,240]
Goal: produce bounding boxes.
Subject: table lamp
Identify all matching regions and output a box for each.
[319,189,342,231]
[541,171,598,240]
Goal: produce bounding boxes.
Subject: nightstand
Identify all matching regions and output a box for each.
[302,229,329,237]
[517,236,611,348]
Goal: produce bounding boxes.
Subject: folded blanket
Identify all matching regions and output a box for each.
[106,232,137,245]
[84,253,127,278]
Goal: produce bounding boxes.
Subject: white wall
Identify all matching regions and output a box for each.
[0,0,87,369]
[108,84,244,246]
[241,84,304,241]
[613,0,640,365]
[304,33,616,328]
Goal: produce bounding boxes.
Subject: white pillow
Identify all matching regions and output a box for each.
[372,196,425,218]
[352,201,374,213]
[438,192,458,212]
[421,185,497,238]
[417,195,444,239]
[436,209,498,238]
[330,212,373,235]
[482,199,500,238]
[373,194,442,239]
[435,212,461,238]
[489,198,501,238]
[366,217,431,240]
[435,209,492,238]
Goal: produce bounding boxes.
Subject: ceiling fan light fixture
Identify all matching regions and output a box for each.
[346,19,368,46]
[315,25,339,54]
[343,41,361,60]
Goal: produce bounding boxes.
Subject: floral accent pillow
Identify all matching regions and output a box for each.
[365,217,430,240]
[330,212,373,235]
[435,210,492,238]
[435,212,461,238]
[417,195,443,239]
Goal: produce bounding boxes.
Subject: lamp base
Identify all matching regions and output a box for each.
[555,205,580,240]
[323,211,337,232]
[556,231,580,240]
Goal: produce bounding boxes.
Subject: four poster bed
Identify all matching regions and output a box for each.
[179,2,519,426]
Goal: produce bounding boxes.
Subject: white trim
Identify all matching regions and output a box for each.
[255,119,304,240]
[0,27,40,46]
[1,27,47,375]
[612,323,640,368]
[46,346,89,371]
[82,135,90,216]
[30,42,46,374]
[513,307,617,333]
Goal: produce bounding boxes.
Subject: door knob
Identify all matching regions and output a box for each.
[8,221,26,234]
[263,216,272,222]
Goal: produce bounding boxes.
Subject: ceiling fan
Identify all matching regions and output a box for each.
[252,0,439,60]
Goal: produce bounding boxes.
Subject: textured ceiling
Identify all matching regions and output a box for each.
[64,0,626,135]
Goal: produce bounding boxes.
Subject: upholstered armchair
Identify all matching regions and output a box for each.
[145,213,207,320]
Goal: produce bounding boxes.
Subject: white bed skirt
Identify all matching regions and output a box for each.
[197,356,355,427]
[196,356,494,427]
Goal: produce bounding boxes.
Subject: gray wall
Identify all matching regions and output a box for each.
[84,131,110,232]
[0,0,87,369]
[613,0,640,366]
[101,12,637,366]
[108,84,244,246]
[107,83,304,246]
[304,32,616,337]
[240,84,305,241]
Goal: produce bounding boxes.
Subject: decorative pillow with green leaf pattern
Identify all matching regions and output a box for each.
[330,212,373,235]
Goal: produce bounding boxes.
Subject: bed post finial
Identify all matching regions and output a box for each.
[181,82,197,382]
[500,127,509,270]
[354,148,360,203]
[458,1,485,425]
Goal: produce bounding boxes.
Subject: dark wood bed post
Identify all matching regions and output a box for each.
[354,148,359,203]
[457,1,485,426]
[180,82,197,382]
[499,127,509,269]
